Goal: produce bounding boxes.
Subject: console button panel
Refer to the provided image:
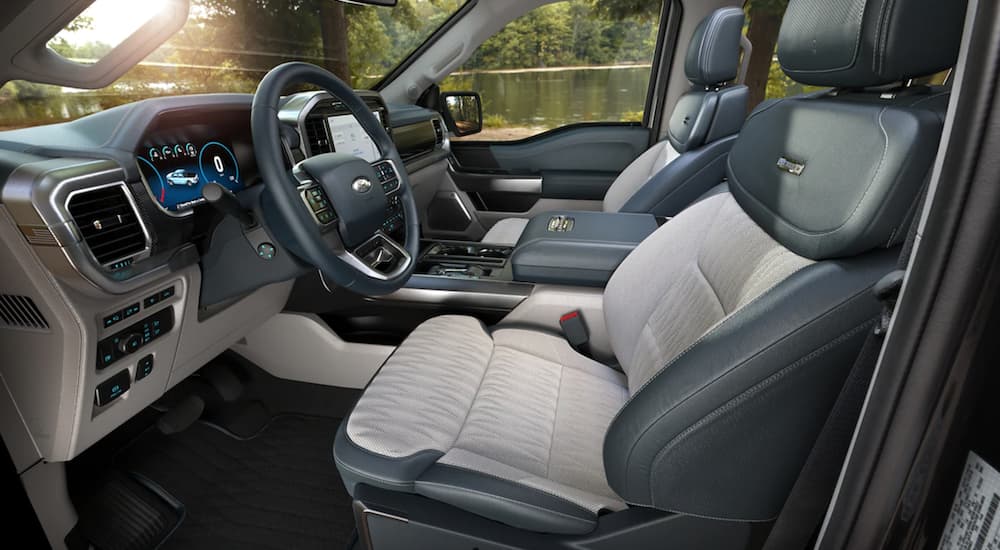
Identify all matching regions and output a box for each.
[95,369,131,407]
[97,308,174,370]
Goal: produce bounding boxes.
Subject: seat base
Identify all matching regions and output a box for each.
[351,484,761,550]
[336,315,628,534]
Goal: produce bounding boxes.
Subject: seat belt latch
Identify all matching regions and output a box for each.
[560,310,589,352]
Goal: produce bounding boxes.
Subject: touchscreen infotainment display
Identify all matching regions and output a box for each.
[327,112,381,162]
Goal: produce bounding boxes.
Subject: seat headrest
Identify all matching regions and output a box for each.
[684,7,745,86]
[777,0,967,88]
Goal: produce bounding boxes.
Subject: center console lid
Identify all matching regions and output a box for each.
[511,211,658,287]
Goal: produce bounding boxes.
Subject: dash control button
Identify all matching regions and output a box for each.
[122,303,140,319]
[159,286,175,300]
[257,242,276,260]
[136,355,154,381]
[102,310,123,328]
[95,369,131,407]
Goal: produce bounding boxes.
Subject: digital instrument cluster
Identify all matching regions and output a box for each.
[137,140,242,212]
[135,108,255,214]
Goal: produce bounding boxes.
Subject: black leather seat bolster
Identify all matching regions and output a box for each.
[333,423,443,495]
[603,248,896,520]
[414,464,599,535]
[619,136,736,217]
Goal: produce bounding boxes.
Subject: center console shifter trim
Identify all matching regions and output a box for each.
[380,287,528,310]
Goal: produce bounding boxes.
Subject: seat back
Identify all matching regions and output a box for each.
[602,7,748,217]
[601,0,965,521]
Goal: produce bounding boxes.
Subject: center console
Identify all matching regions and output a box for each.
[411,210,658,292]
[509,211,658,287]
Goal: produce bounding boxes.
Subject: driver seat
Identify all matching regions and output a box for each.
[335,0,964,539]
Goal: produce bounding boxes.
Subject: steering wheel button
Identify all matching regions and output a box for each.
[316,209,335,224]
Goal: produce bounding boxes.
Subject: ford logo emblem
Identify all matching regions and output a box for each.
[352,177,373,194]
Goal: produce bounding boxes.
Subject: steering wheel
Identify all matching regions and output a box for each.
[251,62,419,296]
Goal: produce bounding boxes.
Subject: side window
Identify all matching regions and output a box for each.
[441,0,664,141]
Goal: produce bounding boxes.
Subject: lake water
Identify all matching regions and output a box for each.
[0,66,652,131]
[444,65,651,128]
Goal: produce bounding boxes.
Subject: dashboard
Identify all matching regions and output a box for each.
[0,90,448,463]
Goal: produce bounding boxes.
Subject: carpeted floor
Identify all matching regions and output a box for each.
[116,414,355,550]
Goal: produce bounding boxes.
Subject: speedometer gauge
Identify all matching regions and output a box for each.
[198,142,240,187]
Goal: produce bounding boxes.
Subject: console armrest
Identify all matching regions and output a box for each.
[511,211,657,287]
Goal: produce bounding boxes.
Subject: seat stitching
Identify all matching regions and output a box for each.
[545,359,566,480]
[647,319,873,506]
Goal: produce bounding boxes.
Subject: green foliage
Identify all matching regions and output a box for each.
[482,113,508,128]
[462,1,659,71]
[619,109,643,122]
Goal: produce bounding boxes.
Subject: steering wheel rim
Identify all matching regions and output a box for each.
[251,62,419,296]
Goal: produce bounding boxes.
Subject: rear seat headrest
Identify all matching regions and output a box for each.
[777,0,967,88]
[684,7,745,87]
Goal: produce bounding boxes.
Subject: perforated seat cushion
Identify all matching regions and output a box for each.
[342,316,628,529]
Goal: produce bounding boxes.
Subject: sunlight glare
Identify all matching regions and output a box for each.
[48,0,172,61]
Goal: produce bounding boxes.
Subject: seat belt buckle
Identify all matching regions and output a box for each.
[559,310,590,352]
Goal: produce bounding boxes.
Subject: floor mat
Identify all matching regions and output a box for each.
[117,415,355,550]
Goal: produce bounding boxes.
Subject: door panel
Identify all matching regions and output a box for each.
[434,124,649,239]
[452,124,650,172]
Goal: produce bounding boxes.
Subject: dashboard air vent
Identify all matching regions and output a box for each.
[0,294,48,330]
[67,185,147,267]
[432,118,444,145]
[304,117,332,155]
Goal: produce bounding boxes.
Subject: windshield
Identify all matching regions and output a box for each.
[0,0,467,131]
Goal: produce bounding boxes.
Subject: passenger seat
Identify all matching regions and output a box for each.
[481,7,749,246]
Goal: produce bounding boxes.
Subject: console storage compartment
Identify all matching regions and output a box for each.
[510,211,658,286]
[416,241,513,280]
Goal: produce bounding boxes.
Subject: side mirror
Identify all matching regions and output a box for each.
[441,91,483,137]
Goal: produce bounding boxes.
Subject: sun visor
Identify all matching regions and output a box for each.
[1,0,189,89]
